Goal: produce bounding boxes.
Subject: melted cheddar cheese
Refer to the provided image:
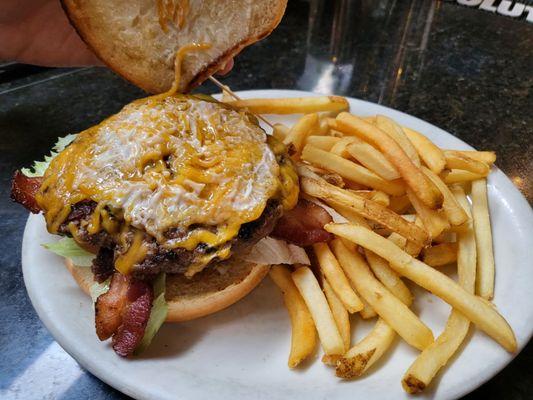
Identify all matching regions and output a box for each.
[36,95,299,274]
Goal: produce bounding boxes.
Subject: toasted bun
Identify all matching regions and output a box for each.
[65,258,270,322]
[61,0,287,93]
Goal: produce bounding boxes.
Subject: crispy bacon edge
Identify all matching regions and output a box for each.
[11,171,42,213]
[271,198,333,246]
[95,273,154,357]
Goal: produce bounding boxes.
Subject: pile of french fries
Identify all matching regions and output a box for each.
[223,94,513,394]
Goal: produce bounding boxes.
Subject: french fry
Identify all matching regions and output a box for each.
[330,239,434,351]
[336,318,396,378]
[422,167,468,226]
[403,127,446,174]
[313,243,364,313]
[444,151,490,175]
[449,150,496,165]
[422,243,458,267]
[336,113,442,208]
[302,145,405,195]
[371,190,390,206]
[346,141,401,181]
[433,230,456,244]
[359,299,378,319]
[272,123,290,141]
[305,135,341,151]
[317,114,331,135]
[325,223,517,352]
[389,194,412,214]
[406,188,450,239]
[471,179,495,300]
[270,265,317,368]
[441,169,487,184]
[388,232,422,258]
[365,250,413,305]
[350,190,390,206]
[376,115,421,167]
[402,187,476,393]
[300,176,429,246]
[226,96,349,114]
[323,279,351,352]
[330,137,356,157]
[291,267,345,355]
[284,113,319,155]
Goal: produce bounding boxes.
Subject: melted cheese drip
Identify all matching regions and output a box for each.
[157,0,190,32]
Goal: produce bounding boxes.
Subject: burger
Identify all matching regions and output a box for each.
[11,93,335,356]
[12,0,335,357]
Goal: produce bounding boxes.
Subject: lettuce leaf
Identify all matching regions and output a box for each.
[21,134,77,177]
[134,273,168,355]
[42,237,94,267]
[89,278,110,303]
[241,237,310,265]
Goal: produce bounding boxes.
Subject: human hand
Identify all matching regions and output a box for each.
[0,0,235,72]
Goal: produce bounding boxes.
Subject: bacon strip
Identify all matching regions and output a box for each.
[112,280,154,356]
[272,198,333,246]
[95,273,154,356]
[10,171,42,213]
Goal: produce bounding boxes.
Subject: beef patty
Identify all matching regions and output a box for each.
[62,200,283,282]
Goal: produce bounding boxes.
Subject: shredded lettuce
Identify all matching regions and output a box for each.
[89,278,111,303]
[21,134,77,177]
[135,273,168,355]
[42,237,95,267]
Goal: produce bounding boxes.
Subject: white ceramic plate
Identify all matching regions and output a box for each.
[22,90,533,400]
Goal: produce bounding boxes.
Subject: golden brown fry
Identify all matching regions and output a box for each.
[325,223,517,352]
[226,96,349,114]
[376,115,421,167]
[471,179,495,300]
[284,113,319,155]
[301,145,405,195]
[403,126,446,174]
[441,169,487,184]
[305,135,341,151]
[330,137,357,157]
[336,113,442,208]
[422,167,468,226]
[402,187,476,393]
[422,243,458,267]
[336,318,396,378]
[291,267,345,355]
[406,188,450,239]
[444,151,490,175]
[313,243,364,313]
[359,300,378,319]
[448,150,496,165]
[350,190,390,206]
[346,141,401,181]
[330,239,434,351]
[365,250,413,305]
[270,266,317,368]
[272,123,290,141]
[323,279,351,352]
[389,194,412,214]
[317,114,331,135]
[301,176,428,246]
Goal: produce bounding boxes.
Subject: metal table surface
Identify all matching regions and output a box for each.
[0,1,531,399]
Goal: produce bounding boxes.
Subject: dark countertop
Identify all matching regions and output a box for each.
[0,1,531,399]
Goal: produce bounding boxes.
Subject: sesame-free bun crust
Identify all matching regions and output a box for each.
[65,258,270,322]
[61,0,287,93]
